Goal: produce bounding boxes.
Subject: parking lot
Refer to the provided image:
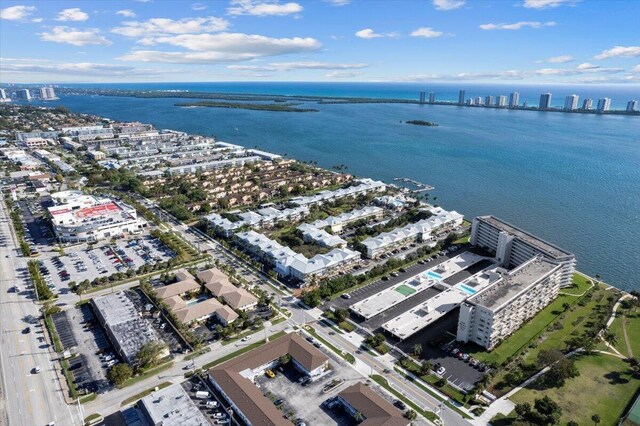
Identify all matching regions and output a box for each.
[37,236,173,294]
[51,305,115,394]
[183,376,235,425]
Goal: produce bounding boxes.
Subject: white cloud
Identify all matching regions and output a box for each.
[540,55,574,63]
[31,17,42,22]
[192,3,207,10]
[410,27,443,38]
[119,32,321,63]
[1,5,36,20]
[227,61,367,71]
[355,28,399,39]
[594,46,640,60]
[324,0,350,5]
[400,70,529,82]
[325,70,363,78]
[0,58,159,77]
[116,9,136,18]
[632,65,640,73]
[56,8,89,22]
[432,0,465,10]
[523,0,579,9]
[227,0,303,16]
[577,62,598,70]
[112,17,229,38]
[39,26,111,46]
[479,21,556,30]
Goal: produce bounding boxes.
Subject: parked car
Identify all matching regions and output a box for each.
[436,366,446,375]
[205,401,219,407]
[394,400,406,410]
[32,366,41,374]
[22,327,31,334]
[195,391,211,399]
[340,293,352,299]
[265,370,276,379]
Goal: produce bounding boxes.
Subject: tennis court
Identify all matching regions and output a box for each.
[395,284,417,297]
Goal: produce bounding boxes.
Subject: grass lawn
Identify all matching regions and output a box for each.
[510,353,639,426]
[463,274,596,366]
[608,307,640,358]
[120,381,172,406]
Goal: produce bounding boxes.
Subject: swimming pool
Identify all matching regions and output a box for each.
[458,284,477,295]
[426,271,443,280]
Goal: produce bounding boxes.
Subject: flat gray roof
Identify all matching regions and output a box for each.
[469,257,560,311]
[140,383,209,426]
[477,216,574,260]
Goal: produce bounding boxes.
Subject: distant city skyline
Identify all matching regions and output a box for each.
[0,0,639,84]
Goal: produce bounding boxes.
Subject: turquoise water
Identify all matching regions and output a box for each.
[427,271,444,281]
[23,83,640,291]
[458,284,478,295]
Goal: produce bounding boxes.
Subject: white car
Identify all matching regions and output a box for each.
[241,336,251,342]
[206,401,219,407]
[436,366,446,376]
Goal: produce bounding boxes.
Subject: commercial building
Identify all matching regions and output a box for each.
[48,190,145,243]
[627,100,638,112]
[469,215,576,287]
[582,98,593,110]
[564,95,579,111]
[335,382,408,426]
[539,93,552,110]
[15,89,31,100]
[456,257,562,349]
[92,291,163,364]
[458,90,466,105]
[138,383,210,426]
[496,95,507,107]
[509,92,520,108]
[208,333,329,426]
[21,137,51,149]
[597,98,611,112]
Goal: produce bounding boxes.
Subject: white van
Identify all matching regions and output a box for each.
[195,391,211,399]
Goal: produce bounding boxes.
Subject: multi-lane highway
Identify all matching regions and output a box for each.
[0,198,79,426]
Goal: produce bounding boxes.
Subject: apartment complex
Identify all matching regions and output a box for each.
[457,257,562,349]
[208,333,328,426]
[48,190,145,243]
[334,382,408,426]
[469,215,576,287]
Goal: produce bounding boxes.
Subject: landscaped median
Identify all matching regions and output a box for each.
[120,381,172,406]
[120,361,174,388]
[370,374,438,422]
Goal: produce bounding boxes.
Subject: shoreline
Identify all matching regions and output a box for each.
[53,87,640,117]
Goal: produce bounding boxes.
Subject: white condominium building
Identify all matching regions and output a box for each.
[597,98,612,112]
[470,215,576,287]
[290,178,386,207]
[48,191,144,243]
[564,95,579,111]
[457,257,562,349]
[310,206,383,234]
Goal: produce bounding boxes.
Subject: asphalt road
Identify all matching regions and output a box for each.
[0,198,80,426]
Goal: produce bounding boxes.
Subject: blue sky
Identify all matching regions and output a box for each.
[1,0,638,84]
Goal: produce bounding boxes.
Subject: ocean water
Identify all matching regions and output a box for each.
[24,83,640,291]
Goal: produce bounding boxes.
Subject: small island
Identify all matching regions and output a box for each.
[175,101,318,112]
[405,120,439,127]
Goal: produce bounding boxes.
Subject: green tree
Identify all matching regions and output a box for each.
[412,343,423,358]
[591,414,601,426]
[334,308,349,323]
[107,363,133,387]
[136,341,166,368]
[604,332,618,346]
[532,396,562,425]
[279,354,292,365]
[404,409,417,420]
[515,402,532,420]
[420,361,432,376]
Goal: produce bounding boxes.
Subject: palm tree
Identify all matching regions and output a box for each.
[353,411,364,422]
[591,414,601,426]
[412,343,423,358]
[604,332,618,347]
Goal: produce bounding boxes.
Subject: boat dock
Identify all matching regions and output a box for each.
[393,177,435,192]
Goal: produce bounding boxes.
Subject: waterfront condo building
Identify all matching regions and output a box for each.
[475,96,484,105]
[582,98,593,110]
[485,95,494,106]
[429,92,435,103]
[419,91,426,103]
[626,100,637,112]
[509,92,520,108]
[458,90,465,105]
[496,95,507,107]
[470,215,576,287]
[564,95,579,111]
[597,98,611,112]
[39,87,56,100]
[539,93,552,110]
[15,89,31,100]
[457,257,562,349]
